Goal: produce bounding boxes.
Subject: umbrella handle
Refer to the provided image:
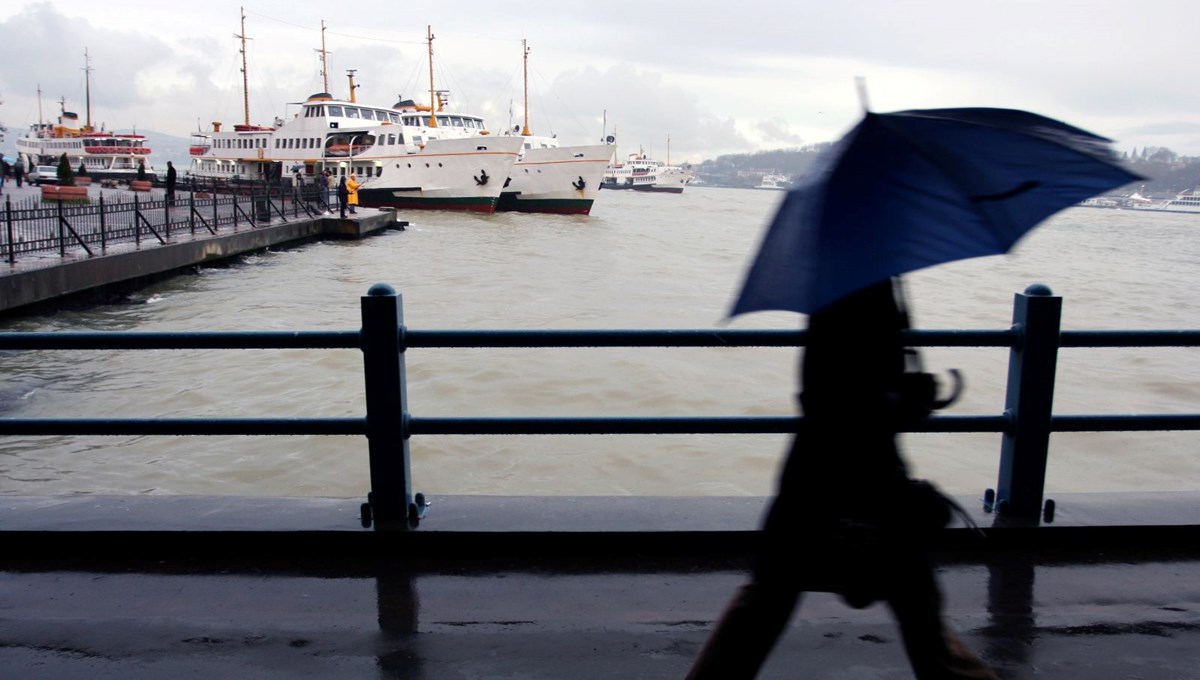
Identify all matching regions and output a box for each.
[931,369,964,410]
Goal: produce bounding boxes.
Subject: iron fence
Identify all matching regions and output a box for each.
[0,283,1197,529]
[1,180,337,264]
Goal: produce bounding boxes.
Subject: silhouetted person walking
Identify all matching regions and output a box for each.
[685,278,997,680]
[165,161,177,204]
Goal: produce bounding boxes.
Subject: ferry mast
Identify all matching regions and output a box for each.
[521,40,531,136]
[235,7,251,126]
[316,20,330,95]
[83,48,93,132]
[426,26,437,127]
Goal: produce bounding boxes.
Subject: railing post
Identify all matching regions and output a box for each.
[360,282,419,528]
[99,193,107,253]
[57,198,66,257]
[134,194,141,247]
[995,283,1062,520]
[5,195,13,265]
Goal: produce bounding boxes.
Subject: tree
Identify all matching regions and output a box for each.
[56,153,75,187]
[77,162,88,177]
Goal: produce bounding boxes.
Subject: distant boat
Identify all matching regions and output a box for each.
[1129,189,1200,214]
[755,173,789,190]
[15,53,156,181]
[600,134,693,194]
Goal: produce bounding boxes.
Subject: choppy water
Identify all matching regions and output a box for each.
[1,188,1198,498]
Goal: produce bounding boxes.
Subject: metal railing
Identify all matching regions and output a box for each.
[1,180,336,264]
[0,282,1197,528]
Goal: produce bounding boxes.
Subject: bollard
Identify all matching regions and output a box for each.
[995,284,1062,520]
[360,283,419,528]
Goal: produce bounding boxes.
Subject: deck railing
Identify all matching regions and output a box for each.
[1,180,335,263]
[0,282,1197,528]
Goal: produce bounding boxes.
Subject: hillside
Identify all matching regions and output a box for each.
[693,144,1200,197]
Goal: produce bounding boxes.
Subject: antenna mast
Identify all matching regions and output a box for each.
[83,47,93,132]
[317,20,330,94]
[426,26,437,127]
[521,39,531,136]
[235,7,251,126]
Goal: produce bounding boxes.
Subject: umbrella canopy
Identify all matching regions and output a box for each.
[731,108,1144,316]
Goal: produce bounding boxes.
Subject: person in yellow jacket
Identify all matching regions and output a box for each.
[346,173,360,214]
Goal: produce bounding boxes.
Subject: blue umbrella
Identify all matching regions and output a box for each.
[731,108,1144,316]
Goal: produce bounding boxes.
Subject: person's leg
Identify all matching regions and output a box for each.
[888,556,998,679]
[685,580,801,680]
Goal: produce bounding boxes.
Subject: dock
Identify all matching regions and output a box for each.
[3,493,1200,679]
[0,182,405,313]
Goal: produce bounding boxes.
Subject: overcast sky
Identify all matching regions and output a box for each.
[2,1,1198,163]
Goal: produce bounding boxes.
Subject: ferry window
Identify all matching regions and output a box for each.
[451,116,463,127]
[375,167,382,177]
[346,108,361,119]
[389,112,400,123]
[387,134,395,145]
[396,132,405,144]
[437,116,449,126]
[328,105,343,117]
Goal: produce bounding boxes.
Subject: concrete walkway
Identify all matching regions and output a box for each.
[2,494,1200,679]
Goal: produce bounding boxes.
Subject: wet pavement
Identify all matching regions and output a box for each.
[3,494,1200,679]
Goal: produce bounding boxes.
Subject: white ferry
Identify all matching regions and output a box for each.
[1150,190,1200,213]
[601,153,693,194]
[15,102,155,182]
[189,90,523,213]
[386,33,612,215]
[755,173,789,190]
[189,15,521,212]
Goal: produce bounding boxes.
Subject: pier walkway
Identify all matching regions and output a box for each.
[3,493,1200,679]
[0,182,404,314]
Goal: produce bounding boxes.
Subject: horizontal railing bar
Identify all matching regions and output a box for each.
[1,413,1197,437]
[0,418,366,436]
[409,415,1010,435]
[1051,414,1200,431]
[2,328,1195,352]
[1059,330,1200,348]
[404,329,1018,348]
[0,331,362,350]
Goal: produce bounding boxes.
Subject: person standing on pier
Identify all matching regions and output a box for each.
[317,170,331,214]
[0,158,8,194]
[165,162,177,204]
[346,173,360,215]
[684,278,998,680]
[13,161,23,188]
[337,175,349,219]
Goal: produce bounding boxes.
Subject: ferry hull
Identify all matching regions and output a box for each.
[358,191,500,213]
[362,136,523,214]
[495,195,594,214]
[600,182,684,194]
[497,144,612,215]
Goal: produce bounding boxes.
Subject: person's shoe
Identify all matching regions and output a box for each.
[940,628,1000,679]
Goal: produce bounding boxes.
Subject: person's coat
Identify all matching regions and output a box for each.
[347,175,360,206]
[336,177,348,202]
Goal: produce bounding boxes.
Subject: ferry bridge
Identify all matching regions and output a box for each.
[1,280,1200,678]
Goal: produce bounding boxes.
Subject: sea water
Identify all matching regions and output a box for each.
[1,188,1198,498]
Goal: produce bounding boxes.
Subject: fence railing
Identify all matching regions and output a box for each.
[0,282,1197,529]
[2,180,336,264]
